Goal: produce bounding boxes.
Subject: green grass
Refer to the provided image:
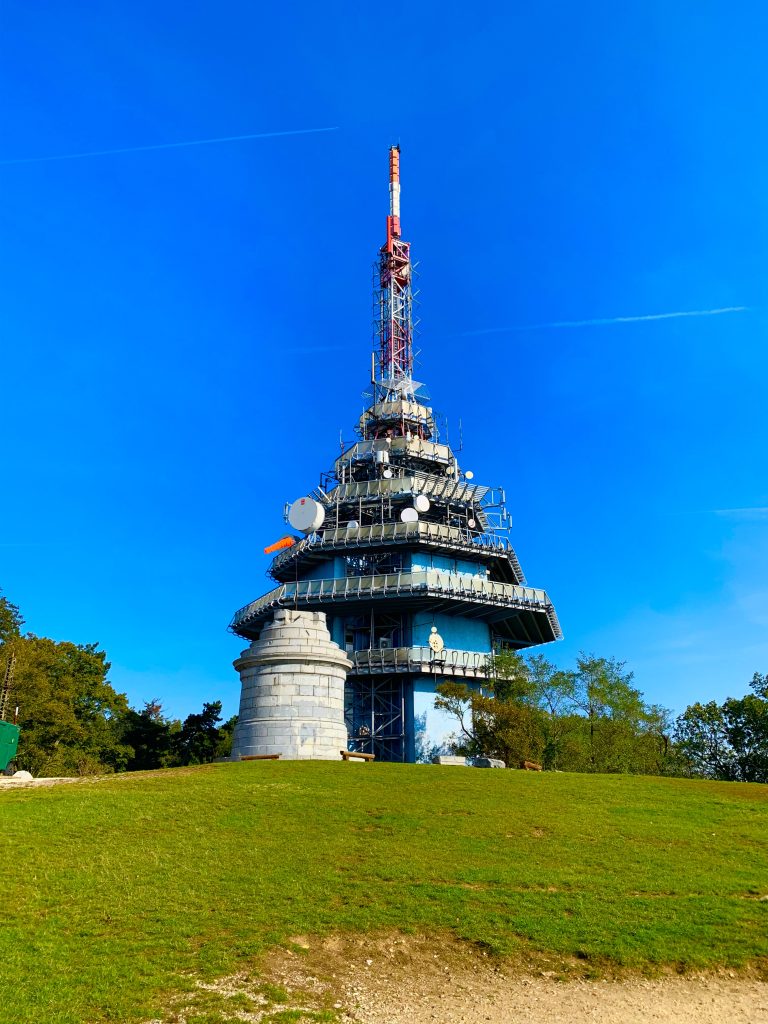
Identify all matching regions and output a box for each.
[0,761,766,1023]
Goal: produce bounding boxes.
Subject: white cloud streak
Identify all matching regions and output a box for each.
[714,507,768,522]
[462,306,749,336]
[0,126,340,166]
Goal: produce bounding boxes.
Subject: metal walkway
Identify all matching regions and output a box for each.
[270,520,526,584]
[231,569,562,641]
[350,645,490,679]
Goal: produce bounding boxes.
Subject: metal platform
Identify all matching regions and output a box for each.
[350,645,490,679]
[269,520,526,585]
[231,569,561,646]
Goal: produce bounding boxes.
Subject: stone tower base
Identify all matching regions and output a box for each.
[230,609,351,761]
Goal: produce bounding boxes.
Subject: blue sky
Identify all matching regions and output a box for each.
[1,2,766,727]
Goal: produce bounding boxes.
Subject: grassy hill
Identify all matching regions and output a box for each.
[0,761,766,1023]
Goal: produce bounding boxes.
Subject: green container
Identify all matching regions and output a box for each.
[0,720,20,772]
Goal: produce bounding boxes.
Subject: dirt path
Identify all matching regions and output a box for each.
[340,960,767,1023]
[265,933,768,1024]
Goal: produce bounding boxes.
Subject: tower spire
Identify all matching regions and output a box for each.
[387,144,401,243]
[375,145,414,398]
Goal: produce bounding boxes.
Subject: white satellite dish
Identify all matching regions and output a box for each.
[428,626,445,654]
[288,497,325,534]
[400,507,419,523]
[414,494,430,513]
[347,520,359,529]
[465,470,474,480]
[382,469,393,479]
[468,518,476,529]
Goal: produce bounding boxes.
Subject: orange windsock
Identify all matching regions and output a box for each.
[264,535,296,555]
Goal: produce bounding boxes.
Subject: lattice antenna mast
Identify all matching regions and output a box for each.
[373,146,415,400]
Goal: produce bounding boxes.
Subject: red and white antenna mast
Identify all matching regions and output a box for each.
[374,145,414,398]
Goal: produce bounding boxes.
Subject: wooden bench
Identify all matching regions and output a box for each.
[340,750,375,762]
[240,754,281,761]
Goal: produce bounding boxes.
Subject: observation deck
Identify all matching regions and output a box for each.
[230,569,561,647]
[269,522,527,585]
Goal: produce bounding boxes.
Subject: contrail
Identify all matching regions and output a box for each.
[714,507,768,521]
[462,306,749,336]
[0,126,339,166]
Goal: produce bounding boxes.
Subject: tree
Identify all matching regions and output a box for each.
[11,636,132,776]
[675,701,737,780]
[433,681,480,755]
[525,655,578,770]
[434,678,544,767]
[676,674,768,782]
[491,650,535,704]
[434,649,680,775]
[173,701,225,765]
[0,590,241,775]
[637,703,679,776]
[414,709,456,763]
[215,715,238,761]
[0,590,24,645]
[722,690,768,783]
[121,699,179,771]
[572,654,648,772]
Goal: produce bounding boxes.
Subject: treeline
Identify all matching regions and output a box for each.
[0,592,235,776]
[3,589,765,781]
[434,652,768,782]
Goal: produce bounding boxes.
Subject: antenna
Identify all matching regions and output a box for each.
[374,145,414,400]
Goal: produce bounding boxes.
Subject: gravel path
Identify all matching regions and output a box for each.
[268,933,768,1024]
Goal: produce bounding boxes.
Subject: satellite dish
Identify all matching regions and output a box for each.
[347,520,359,529]
[382,469,393,479]
[414,494,430,513]
[288,497,325,534]
[428,627,445,654]
[400,507,419,523]
[465,470,474,480]
[468,518,476,529]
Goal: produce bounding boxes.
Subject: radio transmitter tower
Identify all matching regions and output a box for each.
[229,147,561,763]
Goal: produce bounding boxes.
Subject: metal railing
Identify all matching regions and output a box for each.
[270,521,520,574]
[351,646,491,678]
[231,569,560,635]
[327,474,490,506]
[335,437,454,478]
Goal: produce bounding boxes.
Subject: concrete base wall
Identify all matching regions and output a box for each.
[230,609,351,761]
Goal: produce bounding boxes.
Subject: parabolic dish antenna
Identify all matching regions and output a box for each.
[288,497,326,534]
[465,470,474,480]
[414,494,430,513]
[400,507,419,523]
[347,520,359,529]
[428,627,445,653]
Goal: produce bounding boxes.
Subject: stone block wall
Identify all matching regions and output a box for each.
[230,609,351,761]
